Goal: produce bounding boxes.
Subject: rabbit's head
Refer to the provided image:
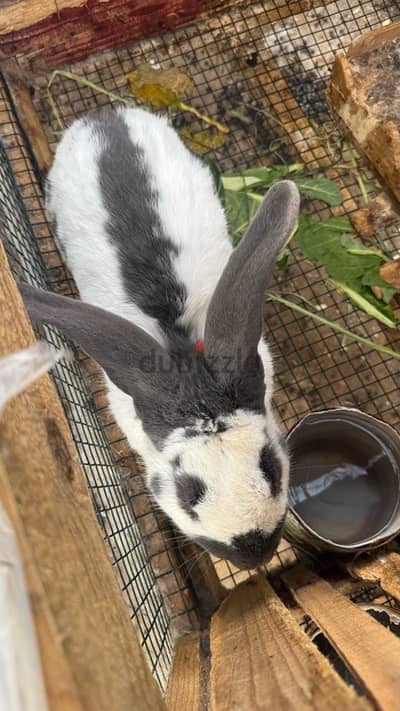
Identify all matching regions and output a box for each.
[21,181,300,569]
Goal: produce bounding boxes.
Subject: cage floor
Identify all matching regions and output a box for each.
[1,0,400,680]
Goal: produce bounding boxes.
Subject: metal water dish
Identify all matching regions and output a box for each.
[284,409,400,553]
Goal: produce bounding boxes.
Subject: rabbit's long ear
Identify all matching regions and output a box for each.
[20,285,178,436]
[204,181,300,393]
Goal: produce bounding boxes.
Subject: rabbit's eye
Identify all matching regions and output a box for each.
[259,445,282,497]
[176,474,207,519]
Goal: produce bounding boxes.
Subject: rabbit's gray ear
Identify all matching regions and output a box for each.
[204,180,300,390]
[19,285,178,435]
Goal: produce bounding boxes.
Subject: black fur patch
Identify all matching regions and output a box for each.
[150,474,162,497]
[176,474,207,520]
[259,445,282,497]
[94,110,188,346]
[195,519,285,570]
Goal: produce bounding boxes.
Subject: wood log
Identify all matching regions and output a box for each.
[0,240,165,711]
[327,22,400,203]
[209,574,370,711]
[283,566,400,711]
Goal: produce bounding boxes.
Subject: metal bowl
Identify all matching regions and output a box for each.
[284,408,400,553]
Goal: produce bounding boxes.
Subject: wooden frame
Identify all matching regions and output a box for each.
[0,241,165,711]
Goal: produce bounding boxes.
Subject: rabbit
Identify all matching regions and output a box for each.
[20,106,300,570]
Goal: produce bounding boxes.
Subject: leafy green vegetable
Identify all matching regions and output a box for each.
[224,189,260,245]
[220,161,396,328]
[276,248,290,270]
[296,214,396,327]
[335,283,396,328]
[292,177,343,206]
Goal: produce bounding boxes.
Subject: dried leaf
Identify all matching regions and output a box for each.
[179,127,225,155]
[126,64,193,109]
[126,63,228,133]
[351,206,376,237]
[380,260,400,290]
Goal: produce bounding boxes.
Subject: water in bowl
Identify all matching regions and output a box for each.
[288,415,398,545]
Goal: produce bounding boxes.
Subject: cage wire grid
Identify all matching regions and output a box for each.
[0,104,178,690]
[0,0,400,679]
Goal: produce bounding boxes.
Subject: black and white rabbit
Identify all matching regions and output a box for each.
[21,107,300,569]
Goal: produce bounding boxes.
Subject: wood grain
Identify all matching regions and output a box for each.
[349,551,400,601]
[0,0,331,69]
[0,456,83,711]
[327,24,400,203]
[0,240,165,711]
[210,574,370,711]
[166,633,201,711]
[283,566,400,711]
[3,59,53,178]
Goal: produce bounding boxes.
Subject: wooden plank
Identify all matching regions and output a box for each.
[0,0,85,35]
[283,566,400,711]
[2,59,53,178]
[166,633,201,711]
[0,456,83,711]
[0,240,165,711]
[0,0,330,70]
[210,574,370,711]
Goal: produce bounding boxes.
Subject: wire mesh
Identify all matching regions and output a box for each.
[1,0,400,681]
[0,111,178,690]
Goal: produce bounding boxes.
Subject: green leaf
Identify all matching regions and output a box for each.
[294,177,343,206]
[222,164,303,193]
[224,189,260,245]
[296,213,396,327]
[276,248,290,270]
[335,282,396,328]
[221,175,263,191]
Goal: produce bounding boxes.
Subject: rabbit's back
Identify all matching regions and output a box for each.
[47,107,232,345]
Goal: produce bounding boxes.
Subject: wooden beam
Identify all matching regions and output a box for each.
[0,240,165,711]
[2,59,53,179]
[209,574,370,711]
[283,566,400,711]
[0,456,83,711]
[166,633,201,711]
[0,0,331,70]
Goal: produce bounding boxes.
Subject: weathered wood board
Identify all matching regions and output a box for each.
[283,566,400,711]
[210,574,371,711]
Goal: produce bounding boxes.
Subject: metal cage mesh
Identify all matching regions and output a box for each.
[1,0,400,688]
[0,131,175,690]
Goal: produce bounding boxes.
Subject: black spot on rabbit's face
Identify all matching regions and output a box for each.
[194,520,285,570]
[259,445,282,497]
[176,474,207,520]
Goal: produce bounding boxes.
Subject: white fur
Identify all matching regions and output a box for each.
[47,108,288,558]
